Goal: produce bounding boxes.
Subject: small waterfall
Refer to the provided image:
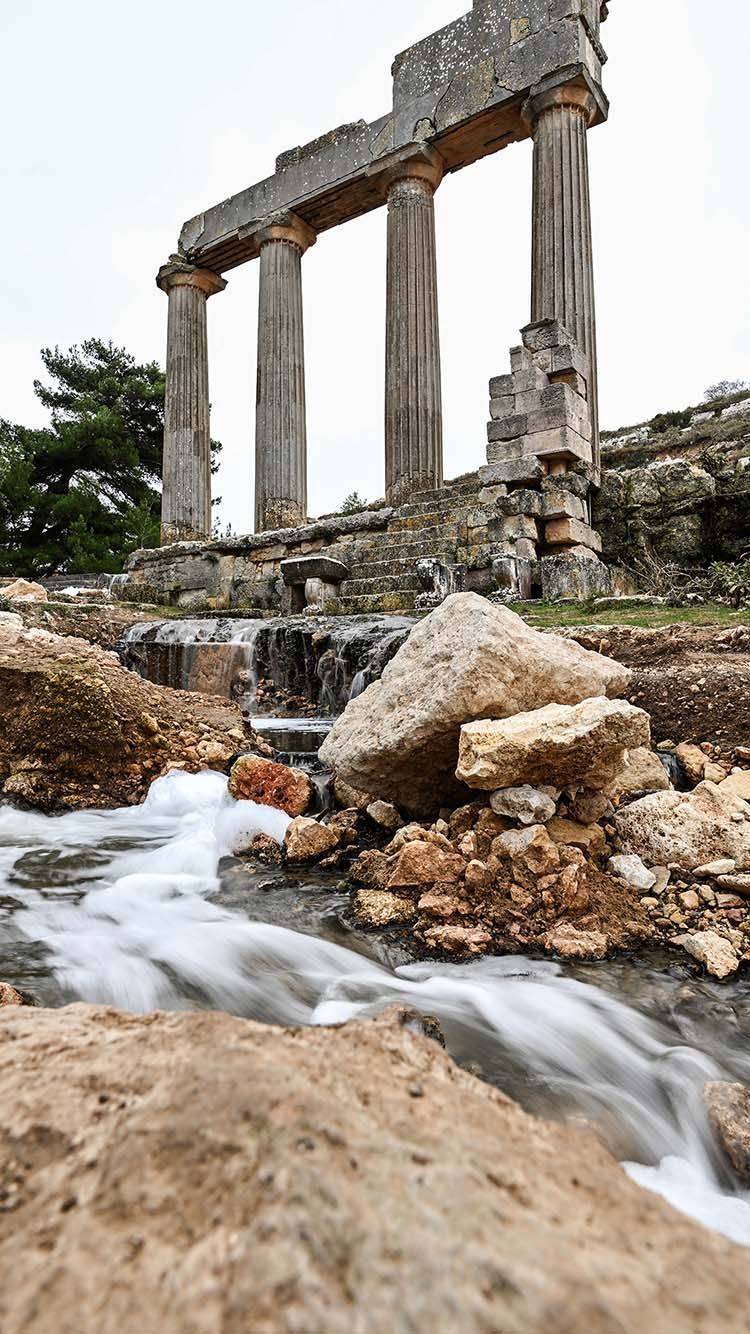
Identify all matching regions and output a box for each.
[122,615,413,718]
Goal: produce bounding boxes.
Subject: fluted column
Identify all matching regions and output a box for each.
[525,84,600,477]
[383,148,444,506]
[156,256,226,545]
[255,212,316,533]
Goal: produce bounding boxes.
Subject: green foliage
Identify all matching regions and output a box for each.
[0,338,222,577]
[649,408,693,435]
[336,491,368,516]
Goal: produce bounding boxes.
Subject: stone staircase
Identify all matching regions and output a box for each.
[334,475,483,613]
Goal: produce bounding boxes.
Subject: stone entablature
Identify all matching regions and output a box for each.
[154,1,611,550]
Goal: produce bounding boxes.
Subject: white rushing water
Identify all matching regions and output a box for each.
[1,770,750,1247]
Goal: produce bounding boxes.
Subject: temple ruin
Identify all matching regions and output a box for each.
[126,0,615,613]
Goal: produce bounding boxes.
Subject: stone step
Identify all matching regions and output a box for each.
[406,478,480,507]
[339,572,422,595]
[337,591,418,614]
[388,514,464,535]
[346,540,459,568]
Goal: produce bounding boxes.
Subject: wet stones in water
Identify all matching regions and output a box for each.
[705,1081,750,1183]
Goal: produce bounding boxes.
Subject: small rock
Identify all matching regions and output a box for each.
[547,817,606,857]
[694,859,737,878]
[672,930,739,980]
[422,925,492,956]
[284,818,340,863]
[640,897,660,910]
[353,890,416,928]
[139,712,160,736]
[388,841,466,889]
[0,981,27,1007]
[542,923,609,961]
[651,866,671,895]
[715,874,750,897]
[608,854,656,892]
[490,785,557,826]
[568,788,612,826]
[704,1081,750,1183]
[678,891,701,911]
[676,743,707,785]
[366,800,403,832]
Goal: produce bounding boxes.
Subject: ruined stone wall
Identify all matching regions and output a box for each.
[595,398,750,568]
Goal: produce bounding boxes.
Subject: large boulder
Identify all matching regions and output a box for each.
[457,698,650,792]
[614,783,750,872]
[0,1004,747,1333]
[0,617,266,811]
[320,595,630,815]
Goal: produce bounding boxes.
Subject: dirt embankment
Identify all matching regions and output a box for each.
[0,1003,747,1334]
[560,624,750,752]
[0,616,268,811]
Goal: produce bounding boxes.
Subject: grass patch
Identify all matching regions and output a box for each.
[509,600,749,630]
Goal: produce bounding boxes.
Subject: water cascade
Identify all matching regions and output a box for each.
[122,615,414,719]
[2,770,750,1247]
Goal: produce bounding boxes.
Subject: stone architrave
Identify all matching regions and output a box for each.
[254,212,316,533]
[524,82,600,479]
[377,147,445,506]
[157,256,226,545]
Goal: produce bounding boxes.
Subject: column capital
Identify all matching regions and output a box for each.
[156,255,227,298]
[522,80,599,133]
[248,211,316,255]
[370,143,445,200]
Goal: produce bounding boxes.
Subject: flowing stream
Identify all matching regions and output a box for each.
[2,770,750,1247]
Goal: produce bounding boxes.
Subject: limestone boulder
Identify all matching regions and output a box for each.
[457,698,650,792]
[228,754,312,817]
[3,578,48,603]
[320,595,631,815]
[387,840,466,888]
[614,783,750,872]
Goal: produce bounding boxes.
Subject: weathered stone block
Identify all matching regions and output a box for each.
[490,515,539,544]
[545,517,603,553]
[519,426,593,465]
[487,414,529,443]
[540,552,612,601]
[489,394,516,420]
[495,490,543,518]
[486,440,525,464]
[514,388,545,414]
[540,487,586,521]
[510,345,534,373]
[552,343,589,380]
[479,458,546,486]
[521,319,572,353]
[489,374,515,398]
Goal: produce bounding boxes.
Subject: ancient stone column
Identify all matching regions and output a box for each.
[383,148,444,506]
[255,212,316,533]
[156,257,226,546]
[525,84,600,477]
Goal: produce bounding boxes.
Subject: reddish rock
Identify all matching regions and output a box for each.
[228,754,312,817]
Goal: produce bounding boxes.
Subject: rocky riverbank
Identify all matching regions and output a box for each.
[1,1003,748,1334]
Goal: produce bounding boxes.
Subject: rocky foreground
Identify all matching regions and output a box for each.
[0,1003,747,1334]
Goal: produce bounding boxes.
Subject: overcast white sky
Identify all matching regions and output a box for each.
[1,0,748,533]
